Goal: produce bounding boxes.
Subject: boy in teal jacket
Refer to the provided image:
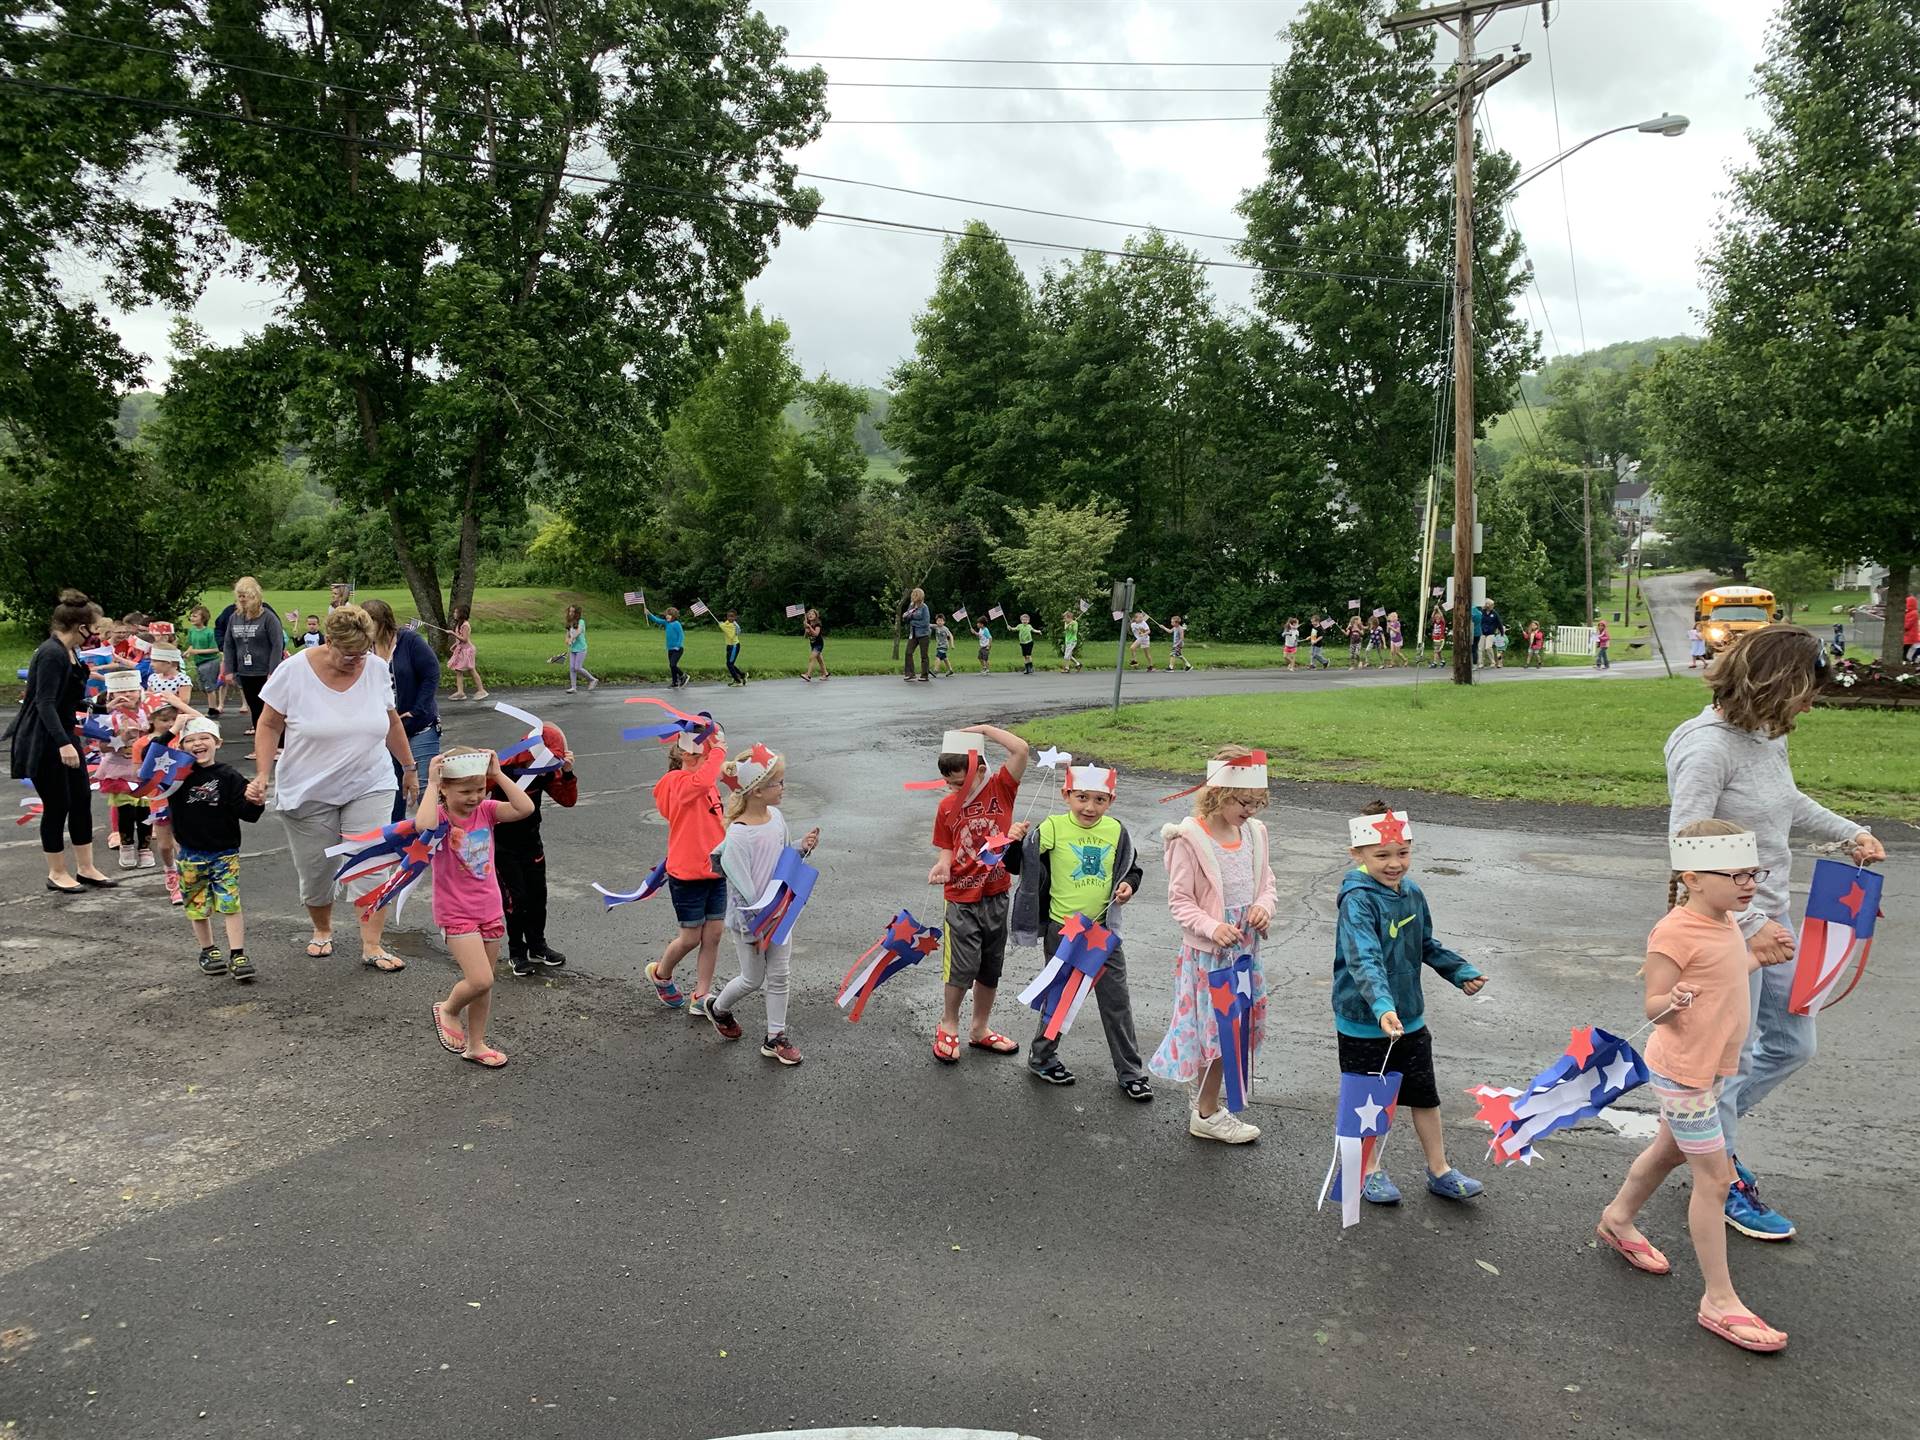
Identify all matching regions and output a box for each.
[1334,803,1489,1205]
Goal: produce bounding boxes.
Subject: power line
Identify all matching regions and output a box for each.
[1541,12,1588,354]
[789,53,1279,68]
[0,73,1445,289]
[822,114,1268,125]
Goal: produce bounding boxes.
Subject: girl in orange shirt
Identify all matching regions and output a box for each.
[644,724,728,1016]
[1594,819,1791,1353]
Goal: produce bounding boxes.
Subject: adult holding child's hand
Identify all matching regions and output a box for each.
[251,604,421,971]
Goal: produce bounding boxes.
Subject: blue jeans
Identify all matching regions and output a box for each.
[1717,952,1816,1153]
[392,724,442,822]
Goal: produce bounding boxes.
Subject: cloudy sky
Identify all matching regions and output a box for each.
[114,0,1778,390]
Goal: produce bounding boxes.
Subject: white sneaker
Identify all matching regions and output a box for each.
[1188,1105,1260,1144]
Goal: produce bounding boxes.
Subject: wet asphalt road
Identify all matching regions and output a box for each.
[2,657,1916,1440]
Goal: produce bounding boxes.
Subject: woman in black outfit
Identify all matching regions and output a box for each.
[6,588,118,893]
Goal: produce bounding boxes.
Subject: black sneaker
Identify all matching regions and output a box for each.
[228,949,256,983]
[532,947,566,969]
[509,953,537,977]
[197,946,226,977]
[1029,1060,1076,1086]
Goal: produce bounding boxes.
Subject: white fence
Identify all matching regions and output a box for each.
[1553,624,1596,656]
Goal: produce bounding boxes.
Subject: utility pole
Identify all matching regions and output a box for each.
[1581,466,1594,624]
[1387,0,1534,685]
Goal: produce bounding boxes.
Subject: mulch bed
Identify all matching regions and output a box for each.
[1816,657,1920,710]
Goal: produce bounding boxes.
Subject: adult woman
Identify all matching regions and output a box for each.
[6,589,118,893]
[1664,625,1886,1240]
[899,587,931,682]
[222,577,286,735]
[249,604,421,970]
[184,604,225,715]
[364,599,441,823]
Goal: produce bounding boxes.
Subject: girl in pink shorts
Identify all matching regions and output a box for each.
[424,747,533,1067]
[1594,820,1792,1353]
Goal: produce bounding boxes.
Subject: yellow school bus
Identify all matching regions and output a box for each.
[1695,585,1780,653]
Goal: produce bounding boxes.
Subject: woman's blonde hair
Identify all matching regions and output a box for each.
[1194,743,1270,819]
[1667,817,1753,910]
[233,576,263,616]
[722,748,785,823]
[323,602,375,652]
[1706,624,1822,737]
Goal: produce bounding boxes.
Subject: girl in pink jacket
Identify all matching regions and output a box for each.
[1150,744,1279,1145]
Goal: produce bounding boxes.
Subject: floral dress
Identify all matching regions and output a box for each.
[448,620,476,671]
[1149,825,1269,1087]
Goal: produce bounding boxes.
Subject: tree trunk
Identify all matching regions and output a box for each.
[448,444,489,637]
[385,492,448,647]
[1881,559,1911,664]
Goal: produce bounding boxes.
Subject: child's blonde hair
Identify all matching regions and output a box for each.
[1194,743,1270,819]
[1667,817,1752,909]
[721,748,785,823]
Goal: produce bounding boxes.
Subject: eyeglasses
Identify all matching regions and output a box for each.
[1697,868,1770,885]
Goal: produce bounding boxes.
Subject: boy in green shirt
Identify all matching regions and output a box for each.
[1007,762,1150,1098]
[1016,613,1043,674]
[1060,610,1083,672]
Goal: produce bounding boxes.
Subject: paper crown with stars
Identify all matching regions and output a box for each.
[1062,764,1116,795]
[1349,810,1413,848]
[1206,751,1268,789]
[723,742,782,794]
[1669,830,1758,873]
[439,750,492,779]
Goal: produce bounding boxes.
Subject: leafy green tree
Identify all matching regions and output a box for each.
[1748,548,1833,621]
[166,0,827,637]
[1642,0,1919,657]
[990,499,1129,650]
[1237,0,1534,602]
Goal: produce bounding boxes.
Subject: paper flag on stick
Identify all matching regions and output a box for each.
[132,741,195,799]
[1348,599,1361,610]
[987,605,1004,620]
[837,908,942,1021]
[325,819,448,924]
[624,591,646,606]
[951,606,969,621]
[1112,609,1124,622]
[1469,1026,1649,1166]
[148,621,175,637]
[17,781,41,827]
[739,846,820,950]
[1017,913,1118,1040]
[1317,1071,1403,1228]
[785,603,805,619]
[690,599,710,616]
[1371,608,1385,618]
[1077,599,1090,613]
[593,858,668,909]
[1790,857,1885,1015]
[1207,955,1259,1113]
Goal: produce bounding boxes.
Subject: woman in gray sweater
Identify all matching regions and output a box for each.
[1664,625,1885,1242]
[221,576,286,735]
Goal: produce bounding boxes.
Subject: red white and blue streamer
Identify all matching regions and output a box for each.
[1017,912,1117,1040]
[325,819,448,923]
[836,908,943,1021]
[1469,1025,1649,1166]
[1318,1070,1403,1228]
[621,697,719,746]
[593,858,668,910]
[739,846,820,950]
[1207,954,1258,1113]
[1789,857,1884,1015]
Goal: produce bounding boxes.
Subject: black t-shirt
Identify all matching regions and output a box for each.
[170,760,266,853]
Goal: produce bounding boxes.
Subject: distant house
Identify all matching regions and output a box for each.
[1612,480,1659,521]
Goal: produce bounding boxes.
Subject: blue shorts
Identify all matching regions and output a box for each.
[668,875,728,928]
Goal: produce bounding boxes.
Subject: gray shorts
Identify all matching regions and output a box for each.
[279,789,400,908]
[943,891,1010,990]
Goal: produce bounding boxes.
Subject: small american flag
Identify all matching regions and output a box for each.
[784,603,805,619]
[624,592,645,606]
[951,606,968,621]
[690,599,710,616]
[987,605,1004,620]
[1348,599,1361,610]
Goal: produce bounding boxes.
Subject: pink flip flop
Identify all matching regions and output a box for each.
[461,1047,508,1069]
[1697,1309,1787,1353]
[1596,1225,1671,1275]
[432,1002,466,1054]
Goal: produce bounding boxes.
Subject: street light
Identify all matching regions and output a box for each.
[1508,113,1690,192]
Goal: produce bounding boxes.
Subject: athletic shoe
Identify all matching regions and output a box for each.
[228,949,256,983]
[1362,1170,1402,1205]
[706,1004,743,1041]
[139,849,156,869]
[688,994,708,1019]
[197,946,226,977]
[644,960,685,1009]
[509,953,537,977]
[1028,1060,1076,1086]
[1731,1153,1761,1193]
[532,947,566,969]
[1426,1167,1485,1200]
[1725,1179,1795,1240]
[761,1032,802,1065]
[1120,1077,1153,1102]
[118,844,137,870]
[587,677,599,691]
[1189,1106,1260,1144]
[165,869,183,906]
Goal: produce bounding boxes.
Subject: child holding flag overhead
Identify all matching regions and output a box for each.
[171,716,266,980]
[645,605,689,689]
[706,744,820,1065]
[927,725,1029,1063]
[645,722,730,1014]
[1150,746,1277,1143]
[1007,761,1149,1098]
[1593,820,1789,1353]
[1333,802,1487,1202]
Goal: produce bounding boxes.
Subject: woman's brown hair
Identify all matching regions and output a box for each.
[359,598,400,649]
[1666,817,1754,911]
[1706,624,1823,737]
[51,588,93,635]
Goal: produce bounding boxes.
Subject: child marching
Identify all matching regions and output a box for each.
[1016,614,1042,675]
[645,604,689,689]
[1283,617,1300,671]
[1593,820,1789,1353]
[706,745,821,1065]
[1150,746,1277,1144]
[801,609,829,682]
[447,606,490,701]
[973,618,993,675]
[1060,610,1084,673]
[1128,611,1153,669]
[498,736,578,976]
[644,722,730,1015]
[1161,614,1194,672]
[564,604,600,693]
[933,614,956,677]
[1332,803,1487,1203]
[171,717,266,980]
[719,610,748,686]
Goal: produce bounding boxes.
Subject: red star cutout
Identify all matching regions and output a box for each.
[1469,1087,1518,1131]
[1371,810,1408,845]
[1837,881,1866,918]
[914,932,941,955]
[888,916,918,944]
[748,742,775,767]
[1565,1026,1597,1068]
[404,839,433,865]
[1247,749,1268,765]
[1059,913,1089,941]
[1084,921,1113,953]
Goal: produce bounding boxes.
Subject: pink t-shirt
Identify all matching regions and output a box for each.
[432,797,503,928]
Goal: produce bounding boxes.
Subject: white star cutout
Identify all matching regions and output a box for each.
[1034,746,1071,770]
[1600,1053,1637,1094]
[1353,1097,1385,1134]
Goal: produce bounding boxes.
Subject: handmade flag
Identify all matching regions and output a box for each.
[951,606,968,621]
[1471,1026,1649,1166]
[987,605,1004,621]
[1017,912,1117,1040]
[784,603,805,619]
[622,696,718,745]
[739,845,820,950]
[837,908,942,1021]
[1207,954,1258,1113]
[690,599,710,616]
[325,819,448,922]
[1790,858,1885,1015]
[1077,599,1091,613]
[147,621,175,637]
[492,701,566,777]
[624,591,646,606]
[132,741,195,799]
[593,858,668,910]
[1317,1071,1403,1228]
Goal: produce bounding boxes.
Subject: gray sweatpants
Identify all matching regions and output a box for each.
[1028,917,1145,1083]
[716,931,792,1036]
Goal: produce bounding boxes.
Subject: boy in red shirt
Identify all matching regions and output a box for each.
[927,725,1029,1064]
[645,723,728,1014]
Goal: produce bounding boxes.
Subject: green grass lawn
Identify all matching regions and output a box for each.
[1016,675,1920,819]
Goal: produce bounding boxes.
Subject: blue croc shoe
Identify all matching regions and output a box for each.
[1725,1179,1795,1240]
[1362,1169,1402,1205]
[1426,1167,1485,1200]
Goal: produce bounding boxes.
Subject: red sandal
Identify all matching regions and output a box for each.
[968,1031,1019,1055]
[432,1002,466,1054]
[1697,1309,1786,1353]
[1596,1225,1671,1275]
[932,1028,960,1064]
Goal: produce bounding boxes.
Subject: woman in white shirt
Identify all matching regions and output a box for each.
[247,605,421,971]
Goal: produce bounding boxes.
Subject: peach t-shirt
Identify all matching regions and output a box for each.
[1643,906,1751,1089]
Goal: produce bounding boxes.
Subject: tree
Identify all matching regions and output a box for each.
[860,502,961,656]
[1748,548,1832,622]
[991,499,1130,650]
[167,1,828,637]
[1237,0,1534,602]
[1642,0,1920,658]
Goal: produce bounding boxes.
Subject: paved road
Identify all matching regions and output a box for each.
[3,661,1915,1439]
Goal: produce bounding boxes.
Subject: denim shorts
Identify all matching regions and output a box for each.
[668,875,728,928]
